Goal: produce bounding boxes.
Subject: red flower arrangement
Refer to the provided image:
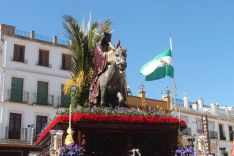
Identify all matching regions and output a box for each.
[36,113,186,144]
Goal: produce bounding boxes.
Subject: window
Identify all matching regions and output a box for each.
[38,49,49,67]
[8,113,21,139]
[196,118,203,133]
[209,121,218,139]
[37,81,48,104]
[219,124,226,140]
[229,126,233,141]
[60,84,71,107]
[36,115,47,136]
[62,54,71,70]
[13,44,25,63]
[10,77,23,102]
[208,121,215,130]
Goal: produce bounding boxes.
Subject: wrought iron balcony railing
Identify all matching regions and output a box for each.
[4,126,34,142]
[33,93,54,106]
[57,96,71,108]
[6,89,29,103]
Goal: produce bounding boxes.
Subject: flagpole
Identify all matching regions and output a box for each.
[170,36,177,116]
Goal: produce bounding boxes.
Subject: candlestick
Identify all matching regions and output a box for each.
[54,134,58,151]
[65,104,74,146]
[69,104,71,129]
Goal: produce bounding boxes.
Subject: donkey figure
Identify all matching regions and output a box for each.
[98,47,127,107]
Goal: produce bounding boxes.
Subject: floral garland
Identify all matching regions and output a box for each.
[55,106,168,118]
[36,113,186,144]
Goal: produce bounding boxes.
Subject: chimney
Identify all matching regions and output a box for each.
[30,30,35,39]
[225,106,229,117]
[211,102,218,115]
[183,94,189,109]
[197,98,204,111]
[138,83,146,107]
[53,35,57,45]
[0,24,15,35]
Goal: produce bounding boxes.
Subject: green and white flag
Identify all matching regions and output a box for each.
[140,49,174,81]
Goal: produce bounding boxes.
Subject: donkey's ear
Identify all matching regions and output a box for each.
[122,47,127,52]
[116,39,121,48]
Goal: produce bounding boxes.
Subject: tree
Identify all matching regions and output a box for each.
[63,14,111,107]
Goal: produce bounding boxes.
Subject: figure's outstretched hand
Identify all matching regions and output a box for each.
[116,39,121,48]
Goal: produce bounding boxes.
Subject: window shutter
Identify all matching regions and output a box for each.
[10,77,23,102]
[44,50,49,67]
[61,84,71,107]
[9,113,21,139]
[37,81,48,104]
[36,116,48,135]
[19,46,25,62]
[62,54,71,70]
[62,54,66,69]
[39,50,43,65]
[38,50,49,67]
[67,55,71,70]
[13,45,19,61]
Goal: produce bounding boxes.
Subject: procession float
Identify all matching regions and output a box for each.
[35,15,187,156]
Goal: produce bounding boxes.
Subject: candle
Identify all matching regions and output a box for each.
[69,104,71,129]
[54,134,58,151]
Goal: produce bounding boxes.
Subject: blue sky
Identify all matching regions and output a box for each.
[1,0,234,106]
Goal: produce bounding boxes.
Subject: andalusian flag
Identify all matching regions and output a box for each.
[140,49,174,81]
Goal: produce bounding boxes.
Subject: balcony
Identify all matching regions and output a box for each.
[4,126,35,143]
[6,89,29,103]
[182,127,192,136]
[58,96,71,108]
[197,129,203,134]
[220,134,226,141]
[33,93,54,106]
[209,131,218,139]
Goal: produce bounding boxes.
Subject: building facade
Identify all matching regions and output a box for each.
[0,24,71,145]
[178,96,234,156]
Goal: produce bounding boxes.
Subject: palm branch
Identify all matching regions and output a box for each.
[63,14,112,107]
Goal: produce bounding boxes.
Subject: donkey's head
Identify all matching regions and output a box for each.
[113,47,127,71]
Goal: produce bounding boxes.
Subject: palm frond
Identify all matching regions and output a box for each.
[63,14,110,107]
[101,19,112,33]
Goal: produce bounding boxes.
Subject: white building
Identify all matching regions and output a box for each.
[178,95,234,156]
[0,24,71,144]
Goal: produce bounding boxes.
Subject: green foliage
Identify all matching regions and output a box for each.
[63,14,111,107]
[56,106,170,117]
